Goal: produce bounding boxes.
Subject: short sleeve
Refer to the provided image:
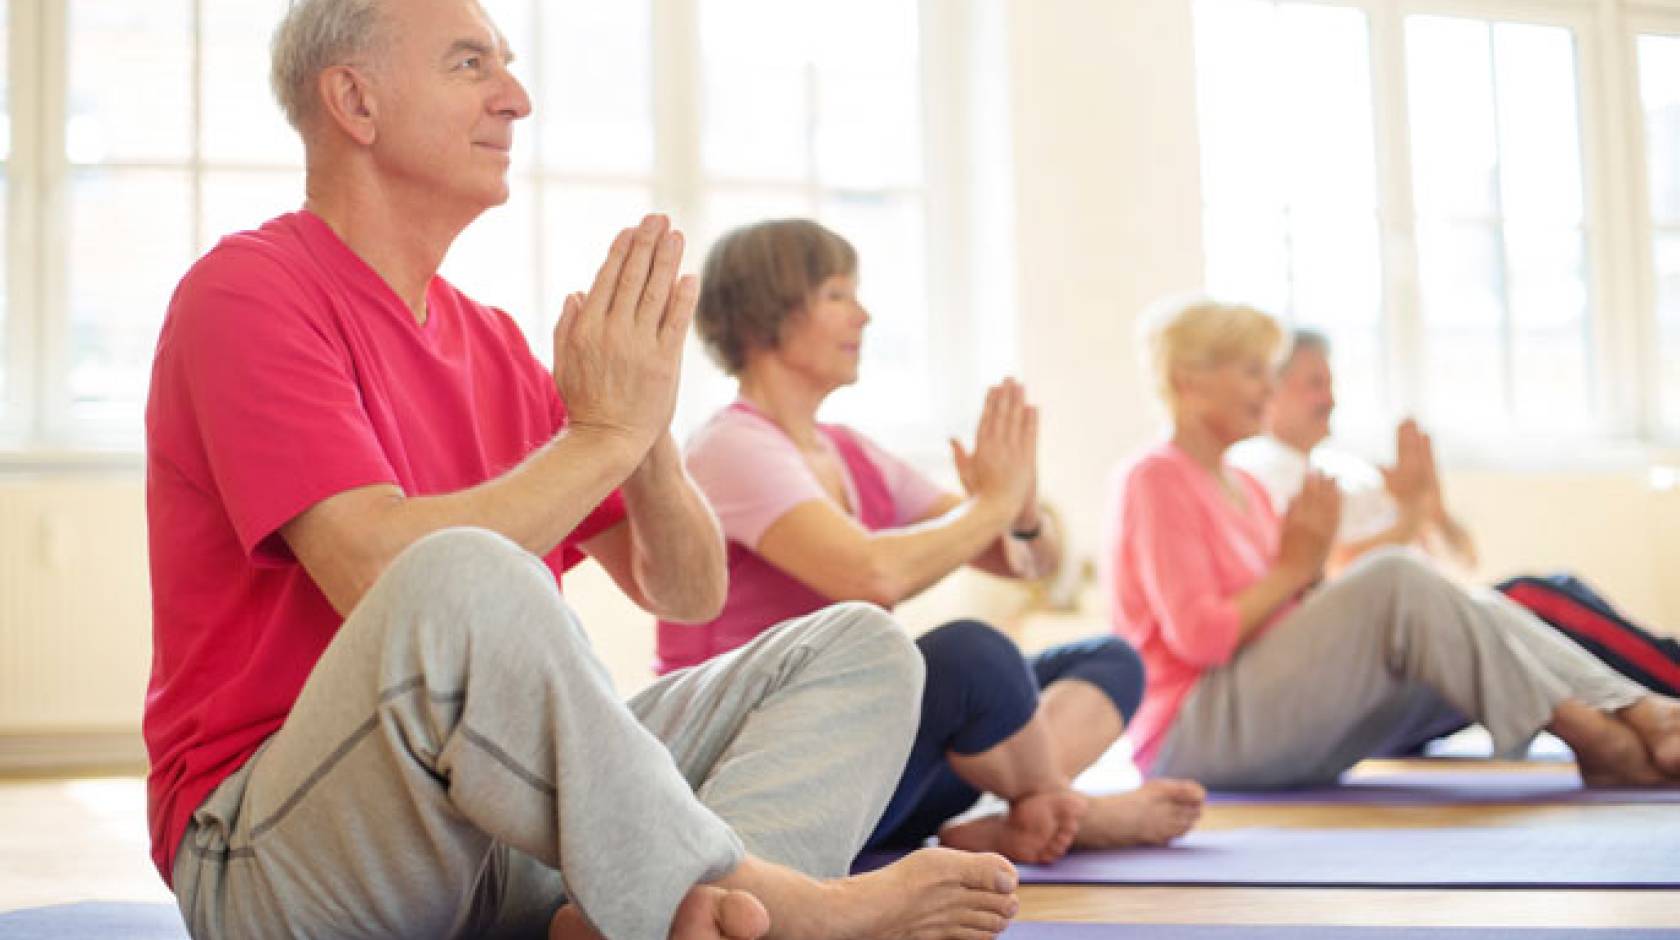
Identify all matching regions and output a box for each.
[684,411,828,548]
[167,248,399,564]
[853,434,949,525]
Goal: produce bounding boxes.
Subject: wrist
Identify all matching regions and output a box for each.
[561,421,651,475]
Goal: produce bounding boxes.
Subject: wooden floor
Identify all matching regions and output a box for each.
[3,761,1678,930]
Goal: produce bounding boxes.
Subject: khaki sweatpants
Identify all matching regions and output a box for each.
[1153,548,1645,788]
[171,527,923,940]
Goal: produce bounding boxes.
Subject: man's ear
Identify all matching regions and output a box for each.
[317,64,379,147]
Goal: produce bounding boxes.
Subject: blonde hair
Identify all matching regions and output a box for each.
[1137,294,1284,413]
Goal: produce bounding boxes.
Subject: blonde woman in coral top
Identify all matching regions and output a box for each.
[1104,296,1680,789]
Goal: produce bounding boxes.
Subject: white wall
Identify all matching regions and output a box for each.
[1007,0,1207,565]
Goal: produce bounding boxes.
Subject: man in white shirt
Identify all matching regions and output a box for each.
[1228,329,1477,577]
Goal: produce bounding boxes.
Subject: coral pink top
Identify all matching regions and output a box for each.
[656,402,944,673]
[1103,440,1294,771]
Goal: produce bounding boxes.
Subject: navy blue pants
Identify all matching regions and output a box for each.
[865,620,1146,849]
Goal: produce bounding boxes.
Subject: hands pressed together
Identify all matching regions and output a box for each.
[552,214,696,466]
[1278,470,1342,586]
[949,378,1042,533]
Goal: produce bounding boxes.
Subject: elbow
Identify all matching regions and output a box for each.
[846,560,909,609]
[656,577,728,624]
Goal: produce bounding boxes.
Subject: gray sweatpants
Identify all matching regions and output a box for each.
[1152,548,1646,788]
[170,527,923,940]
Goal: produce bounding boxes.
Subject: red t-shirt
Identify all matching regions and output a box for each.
[143,210,625,883]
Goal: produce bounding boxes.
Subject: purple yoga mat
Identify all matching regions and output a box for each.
[1208,770,1680,806]
[995,822,1680,888]
[1001,926,1680,939]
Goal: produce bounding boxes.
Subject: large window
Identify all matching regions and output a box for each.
[1194,0,1675,450]
[1638,29,1680,437]
[4,0,1002,453]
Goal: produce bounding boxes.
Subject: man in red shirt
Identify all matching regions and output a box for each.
[144,1,1021,938]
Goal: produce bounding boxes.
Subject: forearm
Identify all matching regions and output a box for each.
[1428,511,1479,574]
[856,496,1017,605]
[1232,563,1315,642]
[970,505,1062,581]
[618,436,728,621]
[303,426,643,615]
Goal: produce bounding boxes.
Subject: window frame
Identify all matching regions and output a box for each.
[0,0,1004,463]
[1196,0,1680,462]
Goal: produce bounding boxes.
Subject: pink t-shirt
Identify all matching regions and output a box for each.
[655,403,945,672]
[143,210,625,883]
[1102,440,1293,771]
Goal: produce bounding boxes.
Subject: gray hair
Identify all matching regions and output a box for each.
[1281,327,1331,371]
[270,0,387,132]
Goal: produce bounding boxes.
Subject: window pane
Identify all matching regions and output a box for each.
[1638,36,1680,434]
[1423,329,1505,429]
[1409,15,1593,433]
[1201,207,1289,313]
[817,195,932,429]
[68,2,193,164]
[1417,220,1505,420]
[1640,35,1680,225]
[1656,232,1680,430]
[68,169,195,432]
[0,1,8,422]
[1493,24,1583,225]
[539,2,654,175]
[701,0,811,181]
[202,0,304,166]
[1507,229,1591,429]
[1194,0,1286,212]
[811,1,922,190]
[1406,16,1500,219]
[201,170,305,253]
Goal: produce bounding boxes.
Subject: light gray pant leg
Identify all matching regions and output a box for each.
[1468,586,1645,712]
[1154,548,1587,787]
[630,601,925,877]
[171,528,741,940]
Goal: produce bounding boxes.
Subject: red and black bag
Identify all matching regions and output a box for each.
[1498,573,1680,698]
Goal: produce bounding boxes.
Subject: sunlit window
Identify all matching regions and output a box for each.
[65,0,302,437]
[1638,33,1680,437]
[1194,0,1604,445]
[697,0,929,433]
[1193,0,1386,433]
[1407,17,1592,432]
[0,0,9,426]
[3,0,958,452]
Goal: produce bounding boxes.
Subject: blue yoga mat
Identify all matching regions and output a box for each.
[1208,770,1680,806]
[1002,926,1680,939]
[996,822,1680,888]
[0,902,187,940]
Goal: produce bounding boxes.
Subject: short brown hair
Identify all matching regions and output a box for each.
[697,219,858,375]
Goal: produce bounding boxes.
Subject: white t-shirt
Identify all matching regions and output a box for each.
[1226,435,1399,543]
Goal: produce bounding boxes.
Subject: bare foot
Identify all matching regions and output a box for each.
[938,788,1088,864]
[549,885,769,940]
[1553,700,1666,788]
[1073,779,1206,849]
[1619,696,1680,778]
[831,847,1019,940]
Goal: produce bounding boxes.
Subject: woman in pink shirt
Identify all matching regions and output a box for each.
[661,219,1206,864]
[1106,296,1680,789]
